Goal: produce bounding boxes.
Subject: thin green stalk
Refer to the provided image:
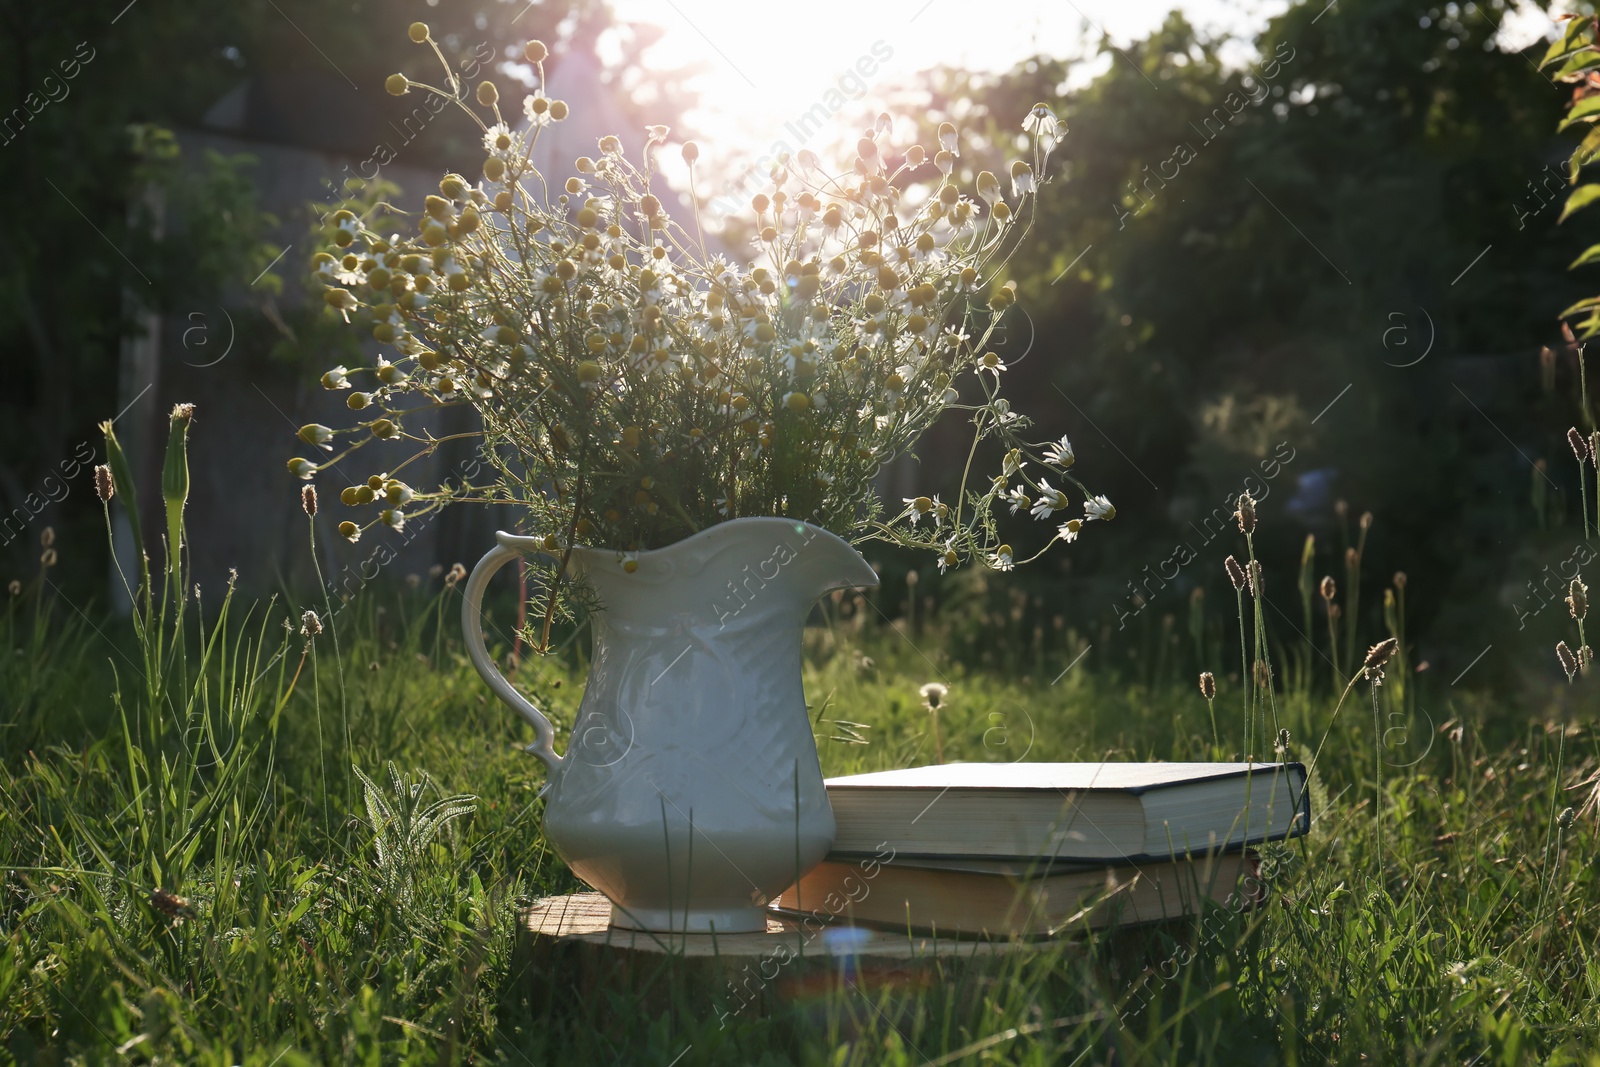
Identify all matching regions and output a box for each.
[1536,724,1568,936]
[309,514,350,801]
[1371,682,1383,879]
[1246,536,1281,745]
[1579,457,1593,542]
[1235,588,1249,755]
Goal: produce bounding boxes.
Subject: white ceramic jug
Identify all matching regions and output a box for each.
[462,517,878,933]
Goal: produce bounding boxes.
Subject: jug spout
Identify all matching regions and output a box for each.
[782,521,880,601]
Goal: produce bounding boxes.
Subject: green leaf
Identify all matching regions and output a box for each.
[1557,295,1600,320]
[1551,48,1600,83]
[1572,126,1600,182]
[1559,95,1600,132]
[1542,16,1593,70]
[1559,184,1600,223]
[1571,244,1600,269]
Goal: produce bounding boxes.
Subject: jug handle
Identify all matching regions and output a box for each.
[461,533,565,773]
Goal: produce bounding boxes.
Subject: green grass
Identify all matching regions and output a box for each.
[3,570,1598,1065]
[2,419,1599,1064]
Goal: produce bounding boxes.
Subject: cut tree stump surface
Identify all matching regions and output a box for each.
[519,892,1029,960]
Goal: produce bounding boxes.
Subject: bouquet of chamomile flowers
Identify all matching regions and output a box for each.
[292,21,1112,648]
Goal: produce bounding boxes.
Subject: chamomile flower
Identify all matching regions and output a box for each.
[1021,102,1063,147]
[1057,518,1083,543]
[975,170,1002,206]
[1084,495,1116,521]
[1043,434,1075,468]
[1030,478,1067,519]
[298,424,335,451]
[937,121,958,154]
[1011,161,1036,198]
[482,122,515,159]
[937,540,959,574]
[978,351,1007,376]
[321,365,352,390]
[988,544,1015,572]
[904,495,935,525]
[1005,485,1031,515]
[524,91,554,127]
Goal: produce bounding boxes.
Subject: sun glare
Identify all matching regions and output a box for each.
[608,0,1283,212]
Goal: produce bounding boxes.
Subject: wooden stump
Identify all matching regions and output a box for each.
[513,892,1048,1024]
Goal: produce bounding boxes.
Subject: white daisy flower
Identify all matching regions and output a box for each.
[1043,434,1075,468]
[903,495,935,526]
[1005,485,1031,515]
[975,170,1002,206]
[1084,494,1116,521]
[1057,518,1082,543]
[937,541,959,574]
[988,544,1015,572]
[978,351,1007,376]
[937,121,958,154]
[321,365,351,390]
[524,92,554,127]
[1011,160,1036,198]
[1030,478,1066,519]
[1021,103,1064,147]
[298,423,334,451]
[482,122,515,159]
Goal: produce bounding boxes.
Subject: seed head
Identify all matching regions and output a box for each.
[39,549,56,569]
[1225,555,1248,592]
[301,484,318,518]
[919,681,947,709]
[300,609,323,638]
[1345,547,1359,569]
[1558,806,1576,831]
[1248,559,1264,598]
[1334,499,1348,520]
[7,580,20,597]
[1569,427,1592,465]
[445,562,467,587]
[95,464,115,503]
[1568,577,1589,622]
[1364,637,1398,671]
[1359,511,1373,531]
[1234,491,1257,534]
[1393,571,1407,590]
[148,888,194,921]
[1199,671,1216,701]
[1275,728,1291,756]
[1320,575,1336,602]
[40,526,54,548]
[1557,640,1579,682]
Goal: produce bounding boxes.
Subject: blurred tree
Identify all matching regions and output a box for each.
[891,0,1584,670]
[0,0,689,579]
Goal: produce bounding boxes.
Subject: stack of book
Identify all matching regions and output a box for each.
[776,762,1310,937]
